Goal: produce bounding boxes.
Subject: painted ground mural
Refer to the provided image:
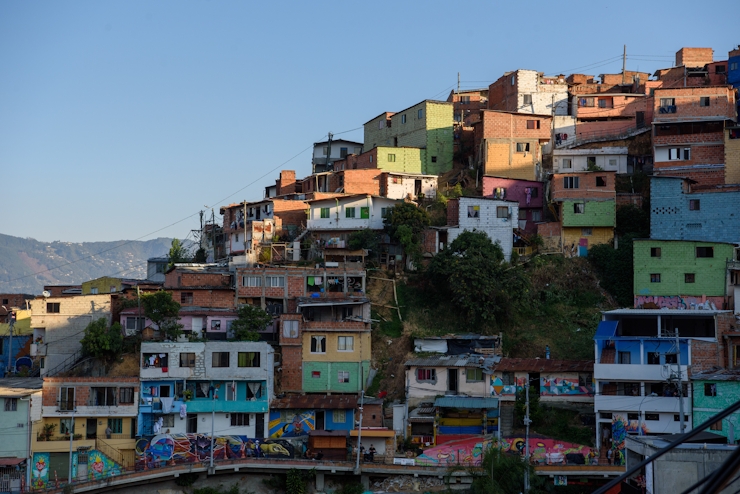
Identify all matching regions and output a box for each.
[135,433,295,470]
[415,436,593,467]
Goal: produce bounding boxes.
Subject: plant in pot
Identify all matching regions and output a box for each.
[183,389,193,401]
[41,423,56,441]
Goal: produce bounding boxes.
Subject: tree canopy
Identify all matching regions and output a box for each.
[466,445,544,494]
[141,291,183,340]
[230,304,273,341]
[383,202,430,267]
[168,238,192,268]
[428,230,528,326]
[80,318,124,362]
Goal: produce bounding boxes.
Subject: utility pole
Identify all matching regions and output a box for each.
[622,45,627,84]
[675,328,685,433]
[243,202,248,255]
[211,208,216,262]
[355,388,365,473]
[524,379,532,493]
[326,132,334,172]
[457,72,460,95]
[210,388,218,469]
[7,311,14,375]
[68,402,75,485]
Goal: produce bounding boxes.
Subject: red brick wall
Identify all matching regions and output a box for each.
[551,172,617,201]
[576,120,636,139]
[351,149,378,170]
[487,73,517,112]
[478,111,552,140]
[273,199,308,230]
[690,314,733,375]
[537,222,561,237]
[653,166,726,187]
[676,47,713,67]
[277,170,297,195]
[165,271,232,289]
[653,87,735,121]
[169,288,234,308]
[328,169,381,196]
[421,229,438,255]
[43,377,139,406]
[447,198,459,226]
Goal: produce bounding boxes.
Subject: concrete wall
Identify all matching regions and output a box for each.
[560,200,615,227]
[633,240,734,297]
[383,173,437,200]
[446,197,517,261]
[726,128,740,184]
[307,197,399,231]
[692,379,740,440]
[374,146,424,174]
[406,366,490,406]
[302,361,370,393]
[552,148,629,174]
[0,395,34,460]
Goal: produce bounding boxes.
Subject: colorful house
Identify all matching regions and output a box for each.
[0,309,33,376]
[268,394,357,438]
[482,176,544,235]
[691,369,740,441]
[633,239,735,310]
[0,378,41,491]
[489,358,594,404]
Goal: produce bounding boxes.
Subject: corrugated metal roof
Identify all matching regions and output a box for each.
[271,394,358,410]
[415,334,500,341]
[494,358,593,373]
[405,355,500,369]
[691,369,740,381]
[434,397,499,409]
[0,378,42,397]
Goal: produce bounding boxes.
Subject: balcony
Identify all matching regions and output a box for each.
[594,363,688,382]
[184,398,268,414]
[595,395,690,414]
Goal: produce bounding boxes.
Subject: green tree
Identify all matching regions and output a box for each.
[466,445,544,494]
[168,238,192,268]
[231,304,273,341]
[616,204,650,237]
[428,230,529,326]
[588,234,636,307]
[79,318,124,361]
[193,247,208,263]
[383,202,430,268]
[141,291,183,340]
[347,229,380,253]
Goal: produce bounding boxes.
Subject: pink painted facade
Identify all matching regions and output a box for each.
[482,176,544,234]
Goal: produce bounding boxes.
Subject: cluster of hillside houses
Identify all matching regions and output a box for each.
[1,45,740,491]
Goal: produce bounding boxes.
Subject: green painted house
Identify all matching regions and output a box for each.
[692,370,740,441]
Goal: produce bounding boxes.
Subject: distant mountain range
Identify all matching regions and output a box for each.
[0,233,175,295]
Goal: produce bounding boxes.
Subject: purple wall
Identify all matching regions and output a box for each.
[483,177,544,234]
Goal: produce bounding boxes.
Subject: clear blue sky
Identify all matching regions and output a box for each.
[1,0,736,243]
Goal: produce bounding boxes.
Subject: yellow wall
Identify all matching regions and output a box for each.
[32,416,136,454]
[82,277,123,295]
[726,130,740,185]
[483,140,539,180]
[562,227,613,249]
[302,331,371,362]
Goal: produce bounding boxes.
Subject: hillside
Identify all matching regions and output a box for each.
[0,233,175,294]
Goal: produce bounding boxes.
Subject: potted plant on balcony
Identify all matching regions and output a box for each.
[183,389,193,401]
[39,423,56,442]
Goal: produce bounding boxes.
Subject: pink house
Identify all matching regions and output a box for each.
[482,176,544,234]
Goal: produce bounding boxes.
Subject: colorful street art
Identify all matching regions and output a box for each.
[269,410,315,438]
[491,376,592,397]
[73,450,121,481]
[490,376,526,396]
[30,453,49,490]
[415,436,593,467]
[633,295,722,310]
[610,415,635,466]
[135,434,294,470]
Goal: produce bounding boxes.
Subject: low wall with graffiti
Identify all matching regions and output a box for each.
[31,450,122,490]
[634,295,723,310]
[269,410,315,438]
[491,373,593,397]
[415,435,593,467]
[135,433,295,470]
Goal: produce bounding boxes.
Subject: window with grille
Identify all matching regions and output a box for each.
[180,353,196,368]
[119,388,134,404]
[266,276,285,288]
[231,413,250,426]
[563,177,579,189]
[337,336,354,351]
[181,292,193,304]
[212,352,230,367]
[320,207,330,219]
[696,246,714,258]
[338,371,350,383]
[4,398,17,411]
[417,369,436,381]
[47,303,60,313]
[346,207,356,218]
[332,410,346,423]
[108,418,123,434]
[243,276,262,287]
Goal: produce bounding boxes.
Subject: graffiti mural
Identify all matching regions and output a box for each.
[30,453,50,490]
[540,377,593,396]
[633,295,722,310]
[490,376,526,396]
[415,436,592,467]
[610,415,635,466]
[135,433,294,470]
[269,410,315,438]
[71,450,121,482]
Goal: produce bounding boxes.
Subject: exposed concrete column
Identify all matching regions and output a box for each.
[315,472,325,491]
[361,474,370,490]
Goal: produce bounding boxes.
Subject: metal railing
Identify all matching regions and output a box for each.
[44,350,82,377]
[96,437,135,469]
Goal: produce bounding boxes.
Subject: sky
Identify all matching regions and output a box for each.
[0,0,736,243]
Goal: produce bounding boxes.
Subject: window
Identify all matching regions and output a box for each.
[119,388,134,404]
[231,413,250,426]
[340,147,348,158]
[668,147,690,160]
[526,120,540,129]
[627,413,639,421]
[598,98,613,108]
[159,415,174,428]
[497,206,509,218]
[518,210,527,220]
[705,383,717,397]
[322,146,329,156]
[696,246,714,258]
[320,207,330,219]
[581,228,593,236]
[431,156,437,163]
[596,176,607,187]
[674,414,689,422]
[587,157,596,168]
[650,273,661,283]
[711,420,723,431]
[732,62,738,71]
[60,418,75,435]
[665,353,677,364]
[563,177,579,189]
[417,109,424,119]
[600,412,613,420]
[310,335,326,353]
[609,159,617,168]
[388,154,396,162]
[466,368,484,382]
[186,414,198,433]
[4,398,17,411]
[516,142,530,153]
[47,303,60,313]
[468,206,480,218]
[332,410,346,423]
[511,75,516,85]
[312,371,321,378]
[108,418,123,434]
[401,114,407,124]
[181,292,193,304]
[212,352,230,367]
[651,247,661,258]
[180,353,196,368]
[337,336,354,351]
[618,352,631,364]
[530,188,539,198]
[647,352,660,365]
[360,207,370,219]
[381,208,388,218]
[126,317,145,331]
[378,120,384,129]
[573,203,585,214]
[523,94,532,105]
[243,276,262,287]
[700,97,710,107]
[282,320,299,338]
[59,387,75,411]
[689,199,700,211]
[685,273,696,283]
[716,65,726,73]
[417,368,436,381]
[1,299,6,305]
[90,287,98,295]
[211,320,221,331]
[266,276,285,288]
[238,352,261,367]
[345,207,356,218]
[561,158,572,169]
[645,413,660,421]
[91,387,117,406]
[660,98,675,107]
[531,210,542,222]
[338,371,350,383]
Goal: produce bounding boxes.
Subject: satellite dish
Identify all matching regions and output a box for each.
[42,291,51,298]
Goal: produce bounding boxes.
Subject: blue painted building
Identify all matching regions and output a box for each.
[268,394,357,439]
[729,47,740,113]
[138,341,274,439]
[0,310,33,375]
[650,176,740,244]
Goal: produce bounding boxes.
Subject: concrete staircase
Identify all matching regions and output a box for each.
[499,403,515,437]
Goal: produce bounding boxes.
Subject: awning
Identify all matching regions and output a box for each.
[297,300,366,307]
[0,458,24,466]
[434,397,498,409]
[350,429,395,437]
[595,320,618,340]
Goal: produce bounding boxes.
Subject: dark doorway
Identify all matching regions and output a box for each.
[255,413,264,438]
[529,373,540,395]
[86,418,97,439]
[636,112,645,128]
[315,411,325,430]
[447,369,458,394]
[186,414,198,433]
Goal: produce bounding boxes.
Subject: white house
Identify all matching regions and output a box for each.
[382,172,438,200]
[312,139,363,172]
[553,147,630,174]
[306,195,401,231]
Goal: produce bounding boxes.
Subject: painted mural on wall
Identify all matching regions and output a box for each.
[610,415,635,466]
[72,450,121,482]
[30,453,50,490]
[135,433,294,470]
[490,376,526,396]
[491,376,592,396]
[415,436,593,467]
[634,295,722,310]
[268,410,315,438]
